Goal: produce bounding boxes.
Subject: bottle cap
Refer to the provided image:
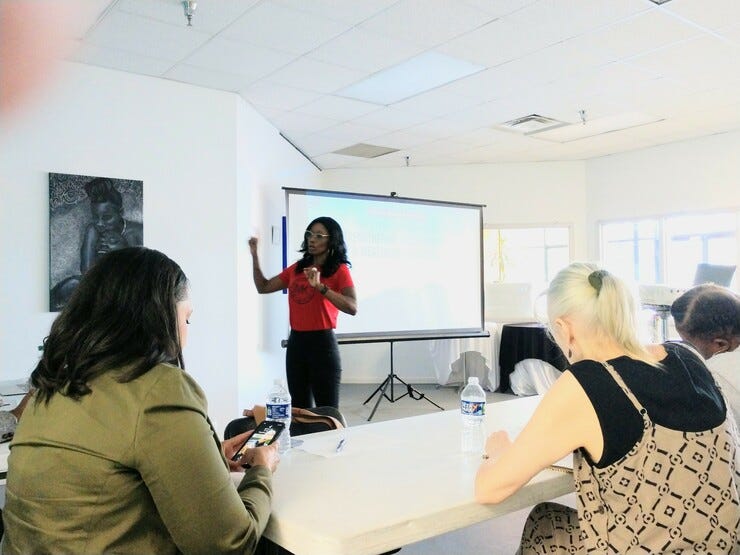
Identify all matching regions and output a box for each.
[468,377,479,385]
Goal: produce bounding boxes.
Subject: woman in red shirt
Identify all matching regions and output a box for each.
[249,217,357,408]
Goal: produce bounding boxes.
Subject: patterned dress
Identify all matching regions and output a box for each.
[520,362,739,554]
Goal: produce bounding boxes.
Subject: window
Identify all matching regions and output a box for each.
[601,219,660,283]
[600,210,738,287]
[484,226,571,286]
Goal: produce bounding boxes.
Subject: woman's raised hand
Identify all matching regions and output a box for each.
[248,237,258,257]
[304,266,321,288]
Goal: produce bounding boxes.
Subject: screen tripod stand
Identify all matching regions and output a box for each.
[363,340,444,421]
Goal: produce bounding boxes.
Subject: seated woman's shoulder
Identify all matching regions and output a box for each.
[140,363,207,406]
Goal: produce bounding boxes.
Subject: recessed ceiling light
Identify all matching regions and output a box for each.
[648,0,672,4]
[337,52,484,106]
[332,143,399,158]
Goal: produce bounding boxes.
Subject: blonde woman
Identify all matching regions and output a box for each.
[475,262,739,553]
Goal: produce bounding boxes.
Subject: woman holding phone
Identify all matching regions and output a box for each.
[3,247,279,554]
[249,216,357,409]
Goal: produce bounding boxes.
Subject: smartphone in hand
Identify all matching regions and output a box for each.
[231,420,285,461]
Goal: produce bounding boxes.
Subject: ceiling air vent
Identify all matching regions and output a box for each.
[496,114,568,135]
[332,143,399,158]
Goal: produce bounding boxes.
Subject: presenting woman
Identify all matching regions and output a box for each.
[249,216,356,409]
[475,262,739,553]
[3,247,279,554]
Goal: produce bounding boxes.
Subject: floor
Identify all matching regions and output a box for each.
[337,383,575,555]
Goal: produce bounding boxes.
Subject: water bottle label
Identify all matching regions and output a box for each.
[266,403,290,420]
[461,400,485,417]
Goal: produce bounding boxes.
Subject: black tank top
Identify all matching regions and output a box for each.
[567,342,726,467]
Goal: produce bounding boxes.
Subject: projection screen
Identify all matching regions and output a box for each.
[285,188,485,342]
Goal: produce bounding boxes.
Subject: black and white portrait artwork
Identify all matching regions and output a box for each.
[49,173,144,311]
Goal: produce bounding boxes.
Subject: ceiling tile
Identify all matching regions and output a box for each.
[497,37,615,89]
[115,0,260,33]
[627,35,740,84]
[273,0,400,25]
[164,64,255,92]
[349,107,432,130]
[240,83,320,111]
[405,116,480,140]
[391,87,482,117]
[221,2,349,55]
[438,18,554,67]
[462,0,537,18]
[307,28,425,74]
[506,0,650,43]
[295,96,381,120]
[554,62,661,100]
[271,112,341,138]
[69,43,173,77]
[360,0,495,47]
[185,38,294,82]
[86,10,211,62]
[264,58,366,94]
[586,9,701,62]
[300,122,388,156]
[369,129,430,149]
[718,23,740,46]
[67,1,115,40]
[452,127,515,147]
[665,0,740,31]
[438,66,531,102]
[249,105,289,124]
[311,152,367,169]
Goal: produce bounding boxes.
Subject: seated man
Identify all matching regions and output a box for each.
[671,283,740,423]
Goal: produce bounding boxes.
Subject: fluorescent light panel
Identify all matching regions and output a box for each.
[337,51,484,106]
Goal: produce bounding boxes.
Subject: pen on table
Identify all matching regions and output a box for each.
[335,438,346,453]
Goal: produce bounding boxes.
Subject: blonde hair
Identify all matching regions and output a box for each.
[547,262,657,366]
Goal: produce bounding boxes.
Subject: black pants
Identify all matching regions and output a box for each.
[286,329,341,408]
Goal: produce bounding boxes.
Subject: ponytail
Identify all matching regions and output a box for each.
[548,262,657,366]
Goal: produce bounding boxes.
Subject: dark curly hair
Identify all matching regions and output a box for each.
[33,247,189,403]
[295,216,351,278]
[671,284,740,343]
[84,177,123,208]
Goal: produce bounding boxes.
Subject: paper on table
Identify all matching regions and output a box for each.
[295,435,348,458]
[295,429,387,458]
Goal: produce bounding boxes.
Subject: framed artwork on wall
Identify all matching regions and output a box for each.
[49,173,143,311]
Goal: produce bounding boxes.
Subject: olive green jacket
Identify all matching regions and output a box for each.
[2,364,272,554]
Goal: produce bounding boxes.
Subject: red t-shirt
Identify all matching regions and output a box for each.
[278,262,354,331]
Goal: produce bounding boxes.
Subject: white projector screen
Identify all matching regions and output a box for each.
[285,188,485,341]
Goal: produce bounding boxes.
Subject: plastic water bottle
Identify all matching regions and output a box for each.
[266,378,291,453]
[461,377,486,453]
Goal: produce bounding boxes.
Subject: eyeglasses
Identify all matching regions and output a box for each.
[304,230,330,240]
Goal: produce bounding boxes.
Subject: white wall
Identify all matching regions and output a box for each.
[318,163,588,383]
[0,63,318,433]
[585,130,740,263]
